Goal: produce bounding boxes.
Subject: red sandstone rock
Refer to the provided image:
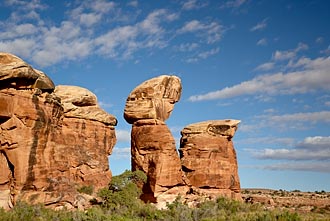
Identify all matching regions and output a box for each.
[124,75,181,124]
[179,120,241,200]
[0,53,117,209]
[124,75,185,203]
[131,119,185,202]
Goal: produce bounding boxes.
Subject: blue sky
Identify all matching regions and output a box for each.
[1,0,330,191]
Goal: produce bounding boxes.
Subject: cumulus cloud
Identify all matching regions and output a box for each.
[254,62,275,71]
[189,56,330,101]
[265,111,330,124]
[237,137,295,146]
[247,136,330,173]
[250,18,268,32]
[186,47,220,63]
[182,0,208,10]
[261,162,330,173]
[111,147,131,159]
[176,43,199,52]
[116,129,131,143]
[250,136,330,161]
[178,20,223,44]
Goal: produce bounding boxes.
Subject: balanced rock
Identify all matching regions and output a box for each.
[0,53,117,209]
[124,75,185,204]
[124,75,181,124]
[179,120,241,200]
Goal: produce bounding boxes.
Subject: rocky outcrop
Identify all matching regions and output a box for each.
[0,53,117,210]
[124,75,186,203]
[179,120,241,200]
[124,75,182,124]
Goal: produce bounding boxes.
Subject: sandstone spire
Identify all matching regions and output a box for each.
[124,75,185,203]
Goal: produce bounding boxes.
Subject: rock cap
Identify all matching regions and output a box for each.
[54,85,117,126]
[181,119,240,138]
[124,75,182,124]
[0,52,54,91]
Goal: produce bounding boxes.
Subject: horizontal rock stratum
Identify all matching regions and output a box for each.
[0,52,117,210]
[179,120,241,200]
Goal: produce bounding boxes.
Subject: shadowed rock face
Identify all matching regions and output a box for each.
[124,75,185,203]
[0,53,117,210]
[124,75,182,124]
[179,120,241,200]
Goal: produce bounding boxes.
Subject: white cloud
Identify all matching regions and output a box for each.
[220,0,247,9]
[178,20,223,44]
[182,0,208,10]
[116,129,131,142]
[186,47,220,63]
[0,38,37,58]
[256,38,267,46]
[189,56,330,101]
[112,147,131,159]
[254,62,275,71]
[176,43,199,52]
[250,18,268,32]
[95,9,177,58]
[266,111,330,124]
[247,136,330,173]
[238,137,295,146]
[261,162,330,173]
[273,43,308,61]
[127,1,138,7]
[5,0,47,11]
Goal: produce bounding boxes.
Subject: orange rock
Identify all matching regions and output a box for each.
[124,75,181,124]
[179,120,241,200]
[0,53,117,209]
[131,119,185,202]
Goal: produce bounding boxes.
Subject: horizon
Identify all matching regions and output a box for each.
[1,0,329,192]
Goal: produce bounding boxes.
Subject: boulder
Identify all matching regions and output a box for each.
[0,52,54,91]
[124,75,181,124]
[54,85,117,126]
[179,120,241,200]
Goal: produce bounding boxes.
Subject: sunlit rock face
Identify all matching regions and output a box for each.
[179,120,242,200]
[124,75,182,124]
[124,75,185,203]
[0,53,117,210]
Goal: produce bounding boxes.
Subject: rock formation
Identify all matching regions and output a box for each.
[124,75,186,203]
[179,120,241,200]
[0,53,117,210]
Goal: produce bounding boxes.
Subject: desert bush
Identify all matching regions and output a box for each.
[77,185,94,195]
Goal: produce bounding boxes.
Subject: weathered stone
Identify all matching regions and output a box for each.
[0,54,117,209]
[124,75,181,124]
[0,53,54,91]
[131,119,185,203]
[179,120,241,200]
[54,85,117,126]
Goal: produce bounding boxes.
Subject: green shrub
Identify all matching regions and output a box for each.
[77,185,94,195]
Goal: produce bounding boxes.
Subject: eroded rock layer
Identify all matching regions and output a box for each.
[179,120,241,200]
[0,53,117,210]
[131,119,185,202]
